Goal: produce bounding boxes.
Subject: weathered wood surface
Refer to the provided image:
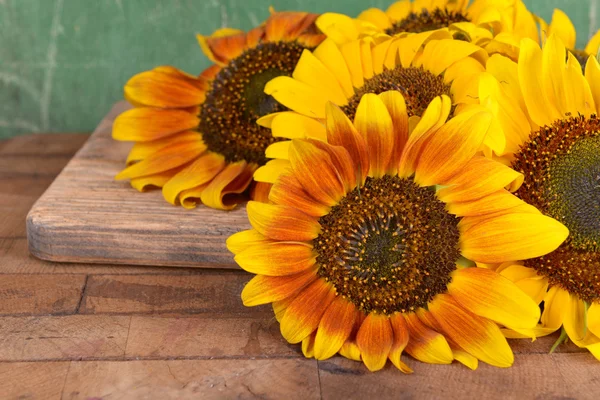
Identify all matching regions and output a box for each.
[26,102,249,269]
[2,132,600,399]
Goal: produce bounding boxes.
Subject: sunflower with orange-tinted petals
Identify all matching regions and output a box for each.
[112,11,324,210]
[316,0,539,60]
[478,34,600,359]
[538,9,600,68]
[253,34,507,184]
[228,90,568,372]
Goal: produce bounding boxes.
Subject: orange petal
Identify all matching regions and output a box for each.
[314,297,358,360]
[113,108,200,142]
[430,294,514,368]
[235,242,316,276]
[415,110,492,187]
[115,141,205,180]
[403,312,454,364]
[247,201,321,241]
[197,31,248,65]
[379,91,409,174]
[241,270,317,306]
[250,181,272,204]
[416,308,479,370]
[270,172,330,217]
[200,161,255,210]
[161,152,226,205]
[124,69,206,108]
[356,313,394,372]
[280,279,337,343]
[448,268,540,331]
[266,11,312,41]
[307,139,356,192]
[388,313,413,373]
[398,95,452,178]
[437,156,523,203]
[325,103,369,183]
[289,140,345,206]
[226,229,270,255]
[354,93,395,178]
[126,131,202,165]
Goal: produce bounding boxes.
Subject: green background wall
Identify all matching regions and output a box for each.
[0,0,596,139]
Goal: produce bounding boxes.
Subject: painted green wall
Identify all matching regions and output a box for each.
[0,0,596,138]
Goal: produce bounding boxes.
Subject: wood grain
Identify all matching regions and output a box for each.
[318,353,600,400]
[62,359,320,400]
[0,315,130,361]
[27,102,250,269]
[125,315,296,358]
[0,362,70,400]
[0,274,86,315]
[80,274,264,315]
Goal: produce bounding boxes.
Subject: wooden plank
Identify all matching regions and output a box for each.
[62,359,320,400]
[79,274,265,315]
[27,102,249,269]
[318,353,600,400]
[0,315,130,361]
[0,274,86,316]
[125,315,295,358]
[0,361,70,400]
[0,237,201,275]
[0,133,89,157]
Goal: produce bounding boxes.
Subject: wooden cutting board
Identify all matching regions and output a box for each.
[27,102,249,269]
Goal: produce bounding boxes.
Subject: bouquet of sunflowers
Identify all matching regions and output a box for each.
[111,0,600,373]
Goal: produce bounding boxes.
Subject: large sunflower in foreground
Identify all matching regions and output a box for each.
[112,11,324,210]
[315,0,539,59]
[478,34,600,358]
[538,9,600,68]
[228,91,568,372]
[254,34,504,183]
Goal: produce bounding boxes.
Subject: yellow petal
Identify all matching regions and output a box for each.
[354,93,395,178]
[112,108,200,142]
[460,213,569,264]
[548,9,576,49]
[430,294,514,368]
[235,242,316,276]
[246,201,321,242]
[226,229,270,255]
[292,49,349,105]
[314,297,357,360]
[280,279,337,343]
[403,312,454,365]
[388,313,413,373]
[241,270,317,306]
[448,267,540,331]
[265,77,329,119]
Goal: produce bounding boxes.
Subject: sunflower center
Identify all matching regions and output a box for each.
[313,175,461,314]
[199,41,307,165]
[513,115,600,302]
[341,67,451,120]
[385,8,470,35]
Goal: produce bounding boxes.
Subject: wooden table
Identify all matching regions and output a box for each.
[1,133,599,400]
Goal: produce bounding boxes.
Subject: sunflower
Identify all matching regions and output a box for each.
[315,0,539,59]
[228,90,568,372]
[538,9,600,68]
[254,33,506,183]
[112,11,325,210]
[478,34,600,358]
